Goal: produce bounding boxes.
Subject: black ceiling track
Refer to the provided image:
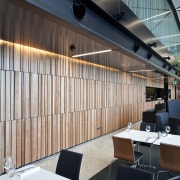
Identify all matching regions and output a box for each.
[78,0,178,74]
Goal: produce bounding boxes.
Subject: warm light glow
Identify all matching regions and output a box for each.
[0,39,119,72]
[132,73,152,80]
[142,11,171,22]
[72,49,112,58]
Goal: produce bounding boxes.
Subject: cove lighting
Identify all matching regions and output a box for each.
[0,39,119,72]
[72,49,112,58]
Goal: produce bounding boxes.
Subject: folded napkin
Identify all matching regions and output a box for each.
[145,137,157,143]
[16,165,40,177]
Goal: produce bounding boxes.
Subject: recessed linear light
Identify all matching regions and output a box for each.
[142,11,171,22]
[128,69,155,73]
[72,49,112,58]
[159,34,180,39]
[165,42,180,48]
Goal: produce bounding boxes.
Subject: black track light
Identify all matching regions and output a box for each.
[133,42,140,52]
[147,42,157,48]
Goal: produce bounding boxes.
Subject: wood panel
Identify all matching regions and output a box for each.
[0,122,5,173]
[0,0,175,174]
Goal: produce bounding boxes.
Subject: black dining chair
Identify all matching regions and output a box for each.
[116,164,155,180]
[56,149,83,180]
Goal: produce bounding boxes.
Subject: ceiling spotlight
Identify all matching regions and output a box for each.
[133,42,140,52]
[163,56,171,60]
[70,44,76,52]
[147,42,157,47]
[113,12,124,21]
[72,0,86,20]
[173,64,178,67]
[168,66,172,71]
[147,52,152,59]
[163,63,167,69]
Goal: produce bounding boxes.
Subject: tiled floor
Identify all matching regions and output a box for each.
[32,121,141,180]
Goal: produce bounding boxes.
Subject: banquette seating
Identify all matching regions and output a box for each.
[142,100,180,135]
[167,100,180,135]
[142,102,168,132]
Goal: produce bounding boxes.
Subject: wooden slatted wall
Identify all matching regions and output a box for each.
[0,0,175,173]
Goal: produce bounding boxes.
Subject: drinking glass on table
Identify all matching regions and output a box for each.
[165,125,171,135]
[145,125,151,137]
[4,156,15,178]
[127,122,132,131]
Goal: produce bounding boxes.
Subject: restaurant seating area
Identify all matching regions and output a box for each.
[1,0,180,180]
[142,100,180,135]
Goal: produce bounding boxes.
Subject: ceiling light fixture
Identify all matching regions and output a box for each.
[147,52,152,59]
[114,12,124,21]
[142,11,171,21]
[128,69,155,73]
[176,6,180,11]
[72,49,112,58]
[163,63,167,69]
[147,42,157,47]
[133,42,140,52]
[165,42,180,48]
[163,56,171,60]
[159,34,180,39]
[168,66,172,71]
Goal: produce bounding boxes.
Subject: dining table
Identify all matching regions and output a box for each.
[0,165,70,180]
[114,129,180,146]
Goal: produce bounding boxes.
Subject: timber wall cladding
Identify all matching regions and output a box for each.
[0,0,172,173]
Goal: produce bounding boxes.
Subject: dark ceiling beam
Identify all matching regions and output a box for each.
[18,0,178,79]
[168,0,180,31]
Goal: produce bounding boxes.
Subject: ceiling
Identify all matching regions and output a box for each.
[89,0,180,82]
[9,0,180,85]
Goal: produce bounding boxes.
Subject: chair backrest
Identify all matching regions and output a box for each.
[116,165,155,180]
[112,136,135,162]
[140,122,156,132]
[155,112,169,132]
[160,143,180,173]
[56,149,83,180]
[167,100,180,118]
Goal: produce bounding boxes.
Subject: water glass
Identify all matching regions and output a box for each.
[127,122,132,130]
[7,165,15,178]
[145,125,151,133]
[165,125,171,135]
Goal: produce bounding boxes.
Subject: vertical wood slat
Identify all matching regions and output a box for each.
[14,72,22,120]
[0,71,5,121]
[16,119,22,168]
[24,119,31,164]
[0,0,175,174]
[31,117,38,162]
[11,120,16,167]
[0,122,5,173]
[31,74,38,117]
[22,73,30,119]
[5,70,11,121]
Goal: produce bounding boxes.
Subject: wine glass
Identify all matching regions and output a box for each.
[145,125,151,137]
[165,125,171,135]
[127,122,132,131]
[4,156,13,172]
[4,156,15,178]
